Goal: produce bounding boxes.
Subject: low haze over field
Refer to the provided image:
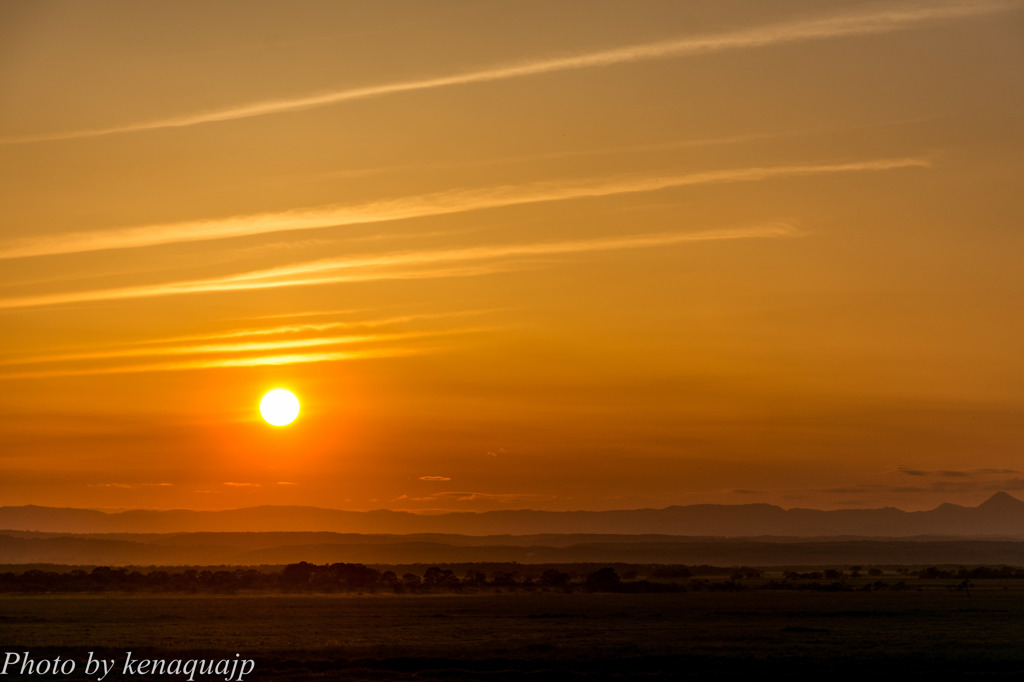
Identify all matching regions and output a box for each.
[1,0,1023,513]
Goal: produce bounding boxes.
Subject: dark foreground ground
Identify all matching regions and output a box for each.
[5,588,1024,681]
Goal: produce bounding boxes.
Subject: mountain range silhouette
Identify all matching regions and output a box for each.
[3,493,1024,537]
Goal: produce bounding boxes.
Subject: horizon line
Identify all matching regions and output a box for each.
[1,491,1015,516]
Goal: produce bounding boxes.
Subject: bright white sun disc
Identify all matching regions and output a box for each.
[260,389,300,426]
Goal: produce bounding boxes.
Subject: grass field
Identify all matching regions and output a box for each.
[5,587,1024,680]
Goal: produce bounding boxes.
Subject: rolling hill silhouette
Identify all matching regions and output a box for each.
[3,493,1023,536]
[3,494,1024,565]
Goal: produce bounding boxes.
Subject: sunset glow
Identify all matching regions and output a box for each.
[1,0,1022,513]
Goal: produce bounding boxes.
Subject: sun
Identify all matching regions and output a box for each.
[260,388,300,426]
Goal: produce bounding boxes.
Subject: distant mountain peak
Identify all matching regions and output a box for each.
[978,491,1024,509]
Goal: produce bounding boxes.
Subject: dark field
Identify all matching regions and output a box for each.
[5,588,1024,680]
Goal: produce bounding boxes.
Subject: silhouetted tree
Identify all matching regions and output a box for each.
[462,570,487,587]
[423,567,459,588]
[539,569,570,589]
[379,571,400,590]
[491,572,519,588]
[585,567,621,592]
[329,563,380,590]
[281,562,315,589]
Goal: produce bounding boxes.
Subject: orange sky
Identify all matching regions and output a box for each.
[1,0,1023,513]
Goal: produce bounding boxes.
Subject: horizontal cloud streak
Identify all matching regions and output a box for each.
[0,346,430,380]
[0,223,798,311]
[88,482,172,489]
[0,328,485,367]
[1,0,1015,144]
[41,309,497,353]
[411,491,555,503]
[0,158,926,260]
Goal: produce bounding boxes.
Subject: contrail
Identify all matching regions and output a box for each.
[0,327,492,370]
[0,0,1015,144]
[0,223,798,310]
[0,157,927,260]
[2,310,497,365]
[0,345,431,380]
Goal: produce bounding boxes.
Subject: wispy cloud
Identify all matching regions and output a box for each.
[411,491,554,503]
[2,0,1015,144]
[419,475,452,482]
[2,324,491,367]
[0,158,925,261]
[0,333,399,366]
[824,468,1024,496]
[896,467,1019,478]
[0,308,494,380]
[88,482,173,489]
[235,308,363,321]
[124,309,498,346]
[0,222,799,311]
[0,309,495,364]
[0,329,484,379]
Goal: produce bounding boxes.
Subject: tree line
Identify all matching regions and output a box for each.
[0,563,678,594]
[2,562,1016,594]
